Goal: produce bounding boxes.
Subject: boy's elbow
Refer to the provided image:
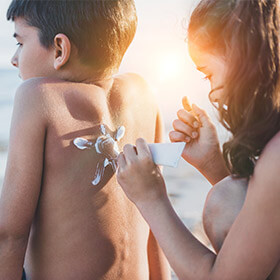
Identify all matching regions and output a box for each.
[0,229,27,258]
[0,222,29,246]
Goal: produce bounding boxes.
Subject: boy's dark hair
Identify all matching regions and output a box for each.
[7,0,137,75]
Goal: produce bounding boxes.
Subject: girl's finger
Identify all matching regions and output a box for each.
[135,138,152,159]
[117,152,126,169]
[172,119,199,139]
[169,131,191,143]
[182,96,192,112]
[192,104,211,127]
[123,144,137,164]
[177,109,200,128]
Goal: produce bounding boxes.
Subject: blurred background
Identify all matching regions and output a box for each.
[0,1,229,278]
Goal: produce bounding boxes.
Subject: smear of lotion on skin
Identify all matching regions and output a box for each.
[73,125,125,186]
[73,125,185,186]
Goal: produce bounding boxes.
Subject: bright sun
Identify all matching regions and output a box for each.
[157,53,185,82]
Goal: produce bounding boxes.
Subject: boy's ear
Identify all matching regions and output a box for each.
[53,33,71,70]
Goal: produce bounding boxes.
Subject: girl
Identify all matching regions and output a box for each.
[117,0,280,279]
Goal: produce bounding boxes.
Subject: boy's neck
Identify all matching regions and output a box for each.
[83,77,115,92]
[55,63,116,91]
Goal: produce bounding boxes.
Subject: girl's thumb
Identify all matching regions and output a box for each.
[192,104,211,127]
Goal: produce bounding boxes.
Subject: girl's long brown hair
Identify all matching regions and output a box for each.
[189,0,280,178]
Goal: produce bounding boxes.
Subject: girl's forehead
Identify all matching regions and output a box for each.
[188,42,226,71]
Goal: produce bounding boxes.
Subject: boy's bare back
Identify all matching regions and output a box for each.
[1,74,163,280]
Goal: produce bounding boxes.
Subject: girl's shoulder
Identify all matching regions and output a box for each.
[257,130,280,165]
[250,130,280,191]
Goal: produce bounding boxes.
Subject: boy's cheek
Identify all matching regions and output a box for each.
[16,56,28,80]
[18,65,29,81]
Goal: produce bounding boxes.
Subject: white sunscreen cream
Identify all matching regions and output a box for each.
[73,125,125,186]
[73,125,185,186]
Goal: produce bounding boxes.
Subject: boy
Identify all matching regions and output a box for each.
[0,0,170,279]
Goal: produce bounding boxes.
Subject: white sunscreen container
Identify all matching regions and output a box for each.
[148,142,186,168]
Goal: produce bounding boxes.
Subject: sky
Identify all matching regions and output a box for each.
[0,0,226,139]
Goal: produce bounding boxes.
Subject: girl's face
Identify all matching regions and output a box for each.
[188,42,227,104]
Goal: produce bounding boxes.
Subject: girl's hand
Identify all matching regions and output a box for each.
[116,138,167,206]
[169,97,229,184]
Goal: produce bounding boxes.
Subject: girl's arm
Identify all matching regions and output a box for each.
[117,137,280,280]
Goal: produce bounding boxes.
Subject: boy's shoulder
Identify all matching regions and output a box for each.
[114,72,148,84]
[14,77,53,112]
[15,74,158,116]
[114,73,154,95]
[16,77,48,95]
[14,77,73,123]
[15,77,64,101]
[113,73,157,108]
[18,73,153,95]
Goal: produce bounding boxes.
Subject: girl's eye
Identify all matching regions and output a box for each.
[203,74,212,81]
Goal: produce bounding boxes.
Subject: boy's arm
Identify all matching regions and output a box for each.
[148,109,171,280]
[0,80,47,280]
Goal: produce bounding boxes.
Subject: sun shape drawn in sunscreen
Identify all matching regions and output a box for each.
[73,125,125,186]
